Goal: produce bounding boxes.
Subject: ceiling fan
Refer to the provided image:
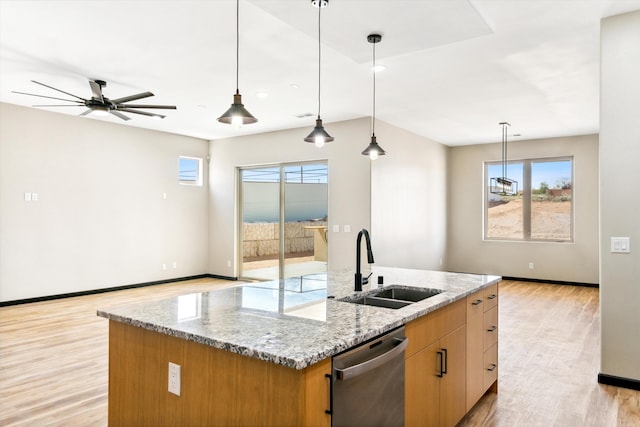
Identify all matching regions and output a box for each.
[13,79,177,121]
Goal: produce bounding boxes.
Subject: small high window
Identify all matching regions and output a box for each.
[179,156,203,186]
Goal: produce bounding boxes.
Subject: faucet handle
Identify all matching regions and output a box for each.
[363,272,373,285]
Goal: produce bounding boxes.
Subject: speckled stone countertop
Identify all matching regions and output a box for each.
[97,267,500,370]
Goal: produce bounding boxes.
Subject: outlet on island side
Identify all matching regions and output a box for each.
[168,362,181,396]
[528,262,534,269]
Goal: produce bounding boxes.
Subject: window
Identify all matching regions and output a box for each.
[179,156,203,186]
[485,157,573,242]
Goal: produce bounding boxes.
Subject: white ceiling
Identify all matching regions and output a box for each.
[1,0,639,146]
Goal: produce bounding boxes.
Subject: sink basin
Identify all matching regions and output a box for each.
[372,286,443,302]
[348,296,411,309]
[337,286,444,309]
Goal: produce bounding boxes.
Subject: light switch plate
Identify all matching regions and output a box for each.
[332,225,340,233]
[344,225,351,233]
[610,237,631,253]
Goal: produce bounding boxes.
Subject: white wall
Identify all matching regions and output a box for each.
[207,117,372,277]
[371,120,449,270]
[0,103,209,302]
[600,10,640,382]
[446,134,600,284]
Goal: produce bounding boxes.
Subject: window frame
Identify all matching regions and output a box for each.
[179,156,203,186]
[483,156,574,243]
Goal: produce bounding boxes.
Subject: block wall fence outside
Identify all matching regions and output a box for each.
[243,221,327,258]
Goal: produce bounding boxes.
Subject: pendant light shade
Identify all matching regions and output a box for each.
[305,117,334,147]
[218,0,257,126]
[363,34,386,160]
[218,90,257,126]
[361,134,386,160]
[305,0,333,147]
[490,122,518,195]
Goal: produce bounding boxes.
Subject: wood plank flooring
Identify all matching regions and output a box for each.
[1,278,638,426]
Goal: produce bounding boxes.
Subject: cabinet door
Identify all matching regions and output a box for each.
[440,327,466,427]
[465,291,484,411]
[405,342,441,427]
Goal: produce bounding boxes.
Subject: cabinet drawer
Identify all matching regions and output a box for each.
[406,299,466,358]
[483,284,498,311]
[483,306,498,350]
[483,343,498,390]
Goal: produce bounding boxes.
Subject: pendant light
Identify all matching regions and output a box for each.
[304,0,334,148]
[490,122,518,195]
[218,0,257,127]
[362,34,386,160]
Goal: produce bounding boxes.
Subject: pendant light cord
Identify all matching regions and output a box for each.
[235,0,240,93]
[372,39,376,135]
[317,3,322,119]
[501,122,509,178]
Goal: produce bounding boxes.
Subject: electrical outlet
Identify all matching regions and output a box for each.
[168,362,181,396]
[162,263,167,270]
[172,261,177,269]
[528,262,534,269]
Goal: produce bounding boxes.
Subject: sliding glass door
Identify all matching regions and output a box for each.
[239,162,328,281]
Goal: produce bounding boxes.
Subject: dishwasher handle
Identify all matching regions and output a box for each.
[335,337,408,381]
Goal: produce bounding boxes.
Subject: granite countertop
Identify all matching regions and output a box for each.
[97,267,500,370]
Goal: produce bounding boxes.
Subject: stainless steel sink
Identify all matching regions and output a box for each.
[347,296,412,309]
[338,286,444,309]
[372,286,443,302]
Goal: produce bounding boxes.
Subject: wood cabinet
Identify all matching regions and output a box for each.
[466,283,499,411]
[108,321,332,427]
[405,299,467,427]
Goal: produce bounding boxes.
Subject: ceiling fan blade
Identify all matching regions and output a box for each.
[89,81,104,102]
[31,80,86,101]
[118,108,166,119]
[111,91,154,104]
[32,104,85,107]
[110,111,131,121]
[12,91,85,104]
[119,104,177,110]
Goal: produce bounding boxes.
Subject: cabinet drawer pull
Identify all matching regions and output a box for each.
[472,299,483,306]
[487,363,497,372]
[487,294,497,300]
[487,325,497,332]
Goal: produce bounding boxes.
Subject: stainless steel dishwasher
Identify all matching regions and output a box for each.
[331,326,408,427]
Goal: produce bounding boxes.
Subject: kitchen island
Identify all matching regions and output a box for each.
[98,267,500,426]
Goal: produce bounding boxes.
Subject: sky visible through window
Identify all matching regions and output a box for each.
[179,157,199,182]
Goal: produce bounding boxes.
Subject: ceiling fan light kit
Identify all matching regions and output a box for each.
[217,0,257,127]
[12,79,176,121]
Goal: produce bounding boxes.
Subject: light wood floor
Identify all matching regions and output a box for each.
[1,278,638,426]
